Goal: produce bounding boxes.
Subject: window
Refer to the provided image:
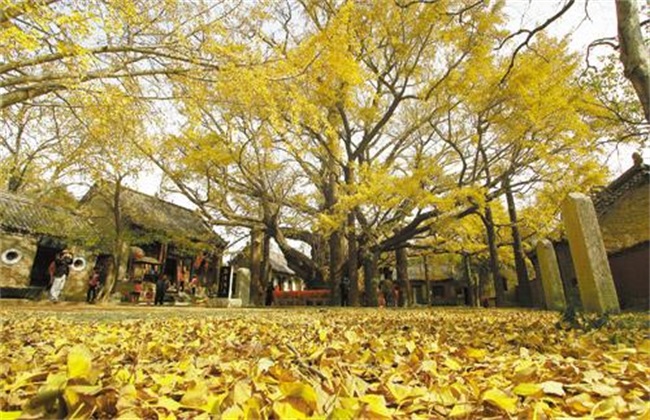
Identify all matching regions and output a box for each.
[71,257,87,271]
[1,249,22,265]
[432,285,445,299]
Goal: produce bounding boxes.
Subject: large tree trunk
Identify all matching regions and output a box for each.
[100,180,124,302]
[329,231,344,305]
[362,250,378,307]
[250,228,264,305]
[478,264,489,305]
[344,164,359,306]
[347,212,359,306]
[261,231,272,293]
[422,255,431,306]
[483,205,506,306]
[616,0,650,122]
[504,178,532,307]
[463,253,477,307]
[324,152,344,304]
[395,246,412,307]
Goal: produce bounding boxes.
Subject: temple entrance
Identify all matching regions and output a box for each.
[29,241,62,288]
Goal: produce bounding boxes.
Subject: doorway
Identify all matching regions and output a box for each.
[29,244,61,287]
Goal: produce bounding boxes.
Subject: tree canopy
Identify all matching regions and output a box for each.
[1,0,646,305]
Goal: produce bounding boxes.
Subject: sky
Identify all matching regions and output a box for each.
[503,0,648,171]
[132,0,647,221]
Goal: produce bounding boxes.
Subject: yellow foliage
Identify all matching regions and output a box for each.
[1,308,648,419]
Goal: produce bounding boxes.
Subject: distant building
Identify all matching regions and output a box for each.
[0,191,95,299]
[0,183,226,301]
[406,255,470,306]
[530,160,649,310]
[81,184,226,291]
[592,160,649,309]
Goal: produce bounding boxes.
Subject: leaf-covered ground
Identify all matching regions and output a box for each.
[1,305,648,419]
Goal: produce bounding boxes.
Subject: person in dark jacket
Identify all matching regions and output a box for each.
[340,276,350,307]
[155,275,168,305]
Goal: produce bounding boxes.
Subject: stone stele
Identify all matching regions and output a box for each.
[236,267,251,306]
[562,192,620,313]
[536,239,567,311]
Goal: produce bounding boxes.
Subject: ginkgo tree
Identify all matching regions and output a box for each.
[1,0,642,310]
[0,0,245,108]
[143,0,625,308]
[72,86,153,300]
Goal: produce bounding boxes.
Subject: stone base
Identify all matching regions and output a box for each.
[208,298,242,308]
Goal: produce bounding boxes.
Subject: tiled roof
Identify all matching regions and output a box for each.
[84,184,226,247]
[593,162,650,216]
[0,191,90,236]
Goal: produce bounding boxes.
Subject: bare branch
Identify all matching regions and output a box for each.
[498,0,576,84]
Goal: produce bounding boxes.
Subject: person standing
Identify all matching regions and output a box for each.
[392,284,400,308]
[49,250,72,302]
[340,275,350,307]
[86,267,100,303]
[155,275,167,305]
[189,275,198,296]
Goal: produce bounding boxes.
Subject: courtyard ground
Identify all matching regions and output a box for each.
[0,304,648,419]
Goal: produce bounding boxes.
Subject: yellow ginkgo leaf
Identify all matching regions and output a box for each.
[513,383,542,397]
[591,397,617,418]
[482,389,518,414]
[466,348,487,360]
[67,345,93,381]
[444,358,462,371]
[359,394,393,418]
[221,404,244,420]
[273,400,307,419]
[279,382,317,411]
[638,339,650,354]
[540,381,565,397]
[157,396,182,411]
[590,383,621,397]
[330,406,358,420]
[181,382,209,408]
[565,393,594,413]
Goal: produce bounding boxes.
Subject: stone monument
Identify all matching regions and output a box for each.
[236,267,251,306]
[536,239,566,311]
[562,193,619,313]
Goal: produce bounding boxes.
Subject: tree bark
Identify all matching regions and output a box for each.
[250,228,264,305]
[344,164,359,306]
[362,250,378,307]
[478,264,489,305]
[463,253,477,307]
[261,231,272,295]
[483,206,506,306]
[423,255,431,306]
[324,151,344,304]
[395,246,412,307]
[100,179,124,302]
[616,0,650,122]
[347,211,359,306]
[504,178,532,307]
[329,231,344,305]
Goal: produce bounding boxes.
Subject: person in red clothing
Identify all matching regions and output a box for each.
[132,280,143,303]
[86,267,100,303]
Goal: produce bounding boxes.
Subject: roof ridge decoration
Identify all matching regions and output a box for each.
[593,161,650,216]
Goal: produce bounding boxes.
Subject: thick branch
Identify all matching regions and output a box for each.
[616,0,650,122]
